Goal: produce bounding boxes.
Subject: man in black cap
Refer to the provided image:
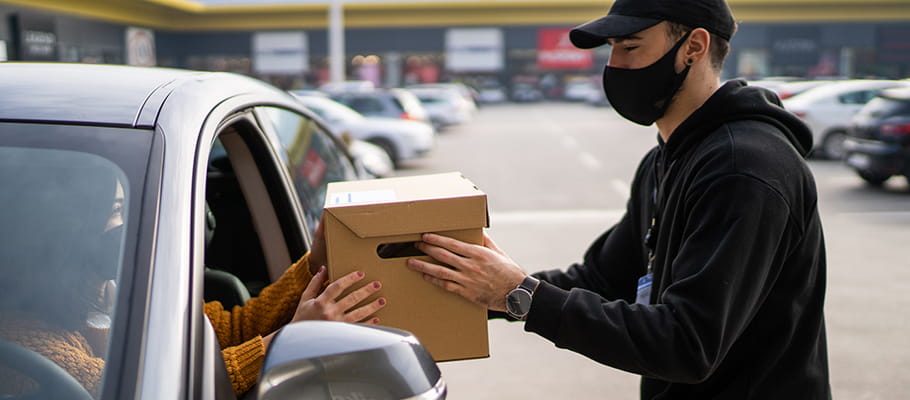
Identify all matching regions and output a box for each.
[407,0,831,398]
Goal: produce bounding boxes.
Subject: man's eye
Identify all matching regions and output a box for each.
[624,46,638,51]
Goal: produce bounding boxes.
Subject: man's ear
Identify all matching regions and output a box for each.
[683,28,711,66]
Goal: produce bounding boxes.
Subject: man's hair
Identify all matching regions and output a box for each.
[666,22,734,72]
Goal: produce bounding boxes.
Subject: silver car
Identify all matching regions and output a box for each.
[0,63,444,400]
[291,93,434,167]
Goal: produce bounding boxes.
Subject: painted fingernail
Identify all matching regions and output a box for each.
[378,298,386,306]
[319,265,326,273]
[357,271,365,278]
[373,281,381,289]
[372,318,380,324]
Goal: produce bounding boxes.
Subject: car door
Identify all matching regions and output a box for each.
[193,109,313,400]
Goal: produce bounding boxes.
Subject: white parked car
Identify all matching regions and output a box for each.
[317,80,375,94]
[291,93,435,167]
[563,77,600,102]
[407,86,475,130]
[782,79,910,159]
[347,139,395,178]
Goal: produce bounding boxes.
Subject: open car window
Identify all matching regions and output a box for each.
[258,106,358,236]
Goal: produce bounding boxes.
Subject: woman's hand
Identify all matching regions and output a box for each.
[291,266,386,324]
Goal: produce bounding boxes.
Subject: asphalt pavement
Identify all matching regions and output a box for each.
[397,101,910,399]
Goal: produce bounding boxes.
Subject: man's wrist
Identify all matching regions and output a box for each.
[505,275,540,320]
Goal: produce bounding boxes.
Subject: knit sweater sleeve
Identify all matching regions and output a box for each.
[205,254,313,347]
[203,253,313,396]
[0,319,105,399]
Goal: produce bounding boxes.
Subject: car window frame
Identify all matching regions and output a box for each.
[253,105,360,237]
[186,102,315,400]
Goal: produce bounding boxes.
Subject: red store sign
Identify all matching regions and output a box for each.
[537,28,593,70]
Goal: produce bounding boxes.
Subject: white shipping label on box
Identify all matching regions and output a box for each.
[328,189,396,205]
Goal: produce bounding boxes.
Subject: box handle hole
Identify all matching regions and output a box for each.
[376,241,426,259]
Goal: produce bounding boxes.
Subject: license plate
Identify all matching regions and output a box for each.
[846,153,871,169]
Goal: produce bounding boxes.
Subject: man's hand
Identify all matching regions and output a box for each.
[291,266,386,324]
[407,232,526,312]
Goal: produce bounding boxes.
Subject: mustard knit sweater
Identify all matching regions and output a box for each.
[0,254,312,398]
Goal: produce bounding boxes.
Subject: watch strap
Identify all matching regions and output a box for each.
[519,275,540,294]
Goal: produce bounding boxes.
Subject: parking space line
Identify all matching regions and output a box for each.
[579,151,602,170]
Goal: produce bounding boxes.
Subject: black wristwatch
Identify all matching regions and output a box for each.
[506,276,540,320]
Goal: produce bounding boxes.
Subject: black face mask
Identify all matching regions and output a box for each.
[91,225,124,281]
[603,32,692,126]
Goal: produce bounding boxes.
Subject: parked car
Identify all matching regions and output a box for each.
[408,82,479,110]
[563,76,600,102]
[843,86,910,185]
[406,86,475,130]
[510,83,544,103]
[329,88,433,127]
[0,63,444,400]
[476,83,508,104]
[346,139,396,178]
[782,79,910,159]
[291,93,434,167]
[318,79,375,94]
[774,80,836,100]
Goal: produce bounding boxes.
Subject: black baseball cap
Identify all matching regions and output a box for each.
[570,0,736,49]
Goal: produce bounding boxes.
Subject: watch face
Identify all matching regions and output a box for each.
[506,288,532,317]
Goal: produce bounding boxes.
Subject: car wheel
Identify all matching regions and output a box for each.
[822,131,847,160]
[856,169,890,186]
[367,137,400,167]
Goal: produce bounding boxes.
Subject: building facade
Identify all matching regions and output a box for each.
[2,1,909,92]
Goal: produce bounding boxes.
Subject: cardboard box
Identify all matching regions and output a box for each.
[323,172,489,361]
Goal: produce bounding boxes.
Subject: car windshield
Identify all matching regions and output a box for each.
[0,122,151,399]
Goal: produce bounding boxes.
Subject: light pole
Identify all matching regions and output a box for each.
[329,0,345,84]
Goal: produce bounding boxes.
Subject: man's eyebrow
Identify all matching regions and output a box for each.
[607,34,642,45]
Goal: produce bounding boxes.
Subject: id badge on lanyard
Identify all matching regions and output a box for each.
[639,156,672,306]
[635,273,653,305]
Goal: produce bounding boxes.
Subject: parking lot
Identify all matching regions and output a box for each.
[397,101,910,399]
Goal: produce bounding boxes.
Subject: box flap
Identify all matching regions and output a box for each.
[325,172,489,238]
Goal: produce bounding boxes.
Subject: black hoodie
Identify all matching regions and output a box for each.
[523,80,831,398]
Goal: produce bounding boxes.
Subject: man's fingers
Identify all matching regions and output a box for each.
[406,257,461,283]
[414,241,466,271]
[421,233,479,257]
[482,232,505,255]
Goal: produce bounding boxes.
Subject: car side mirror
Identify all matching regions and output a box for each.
[255,321,445,400]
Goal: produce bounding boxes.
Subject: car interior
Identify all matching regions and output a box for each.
[202,117,307,308]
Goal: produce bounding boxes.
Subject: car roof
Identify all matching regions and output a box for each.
[805,79,906,95]
[0,63,291,128]
[0,63,204,126]
[783,79,910,104]
[877,86,910,101]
